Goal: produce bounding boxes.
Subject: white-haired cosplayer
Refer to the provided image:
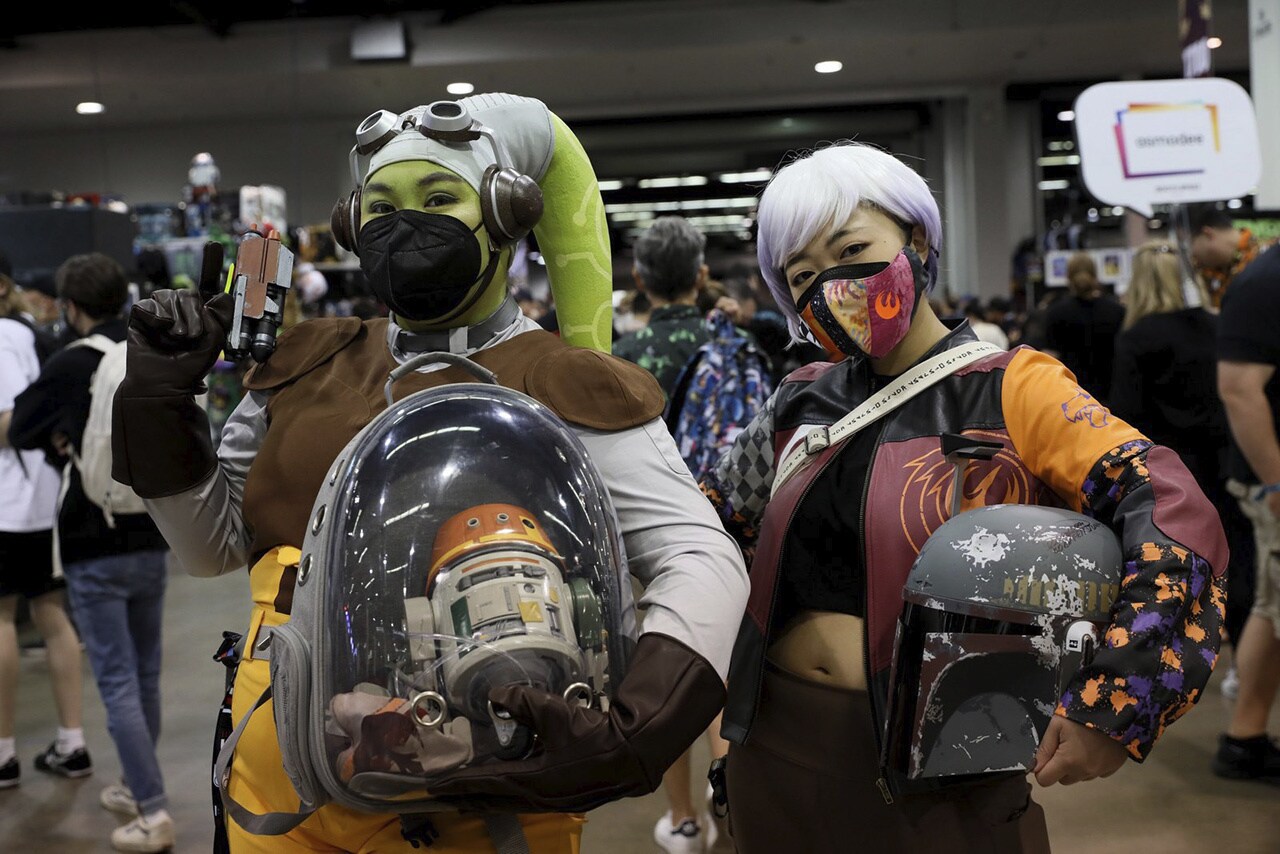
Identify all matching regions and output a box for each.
[702,142,1228,853]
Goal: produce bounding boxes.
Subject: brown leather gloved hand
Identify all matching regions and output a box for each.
[424,632,726,813]
[112,289,235,498]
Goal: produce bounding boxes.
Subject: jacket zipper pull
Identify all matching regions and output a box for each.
[876,777,894,804]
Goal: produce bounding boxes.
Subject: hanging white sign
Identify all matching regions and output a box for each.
[1073,77,1262,217]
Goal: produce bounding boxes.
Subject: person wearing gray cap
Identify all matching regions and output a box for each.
[112,93,748,854]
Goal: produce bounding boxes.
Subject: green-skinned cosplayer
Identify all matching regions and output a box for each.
[111,93,748,854]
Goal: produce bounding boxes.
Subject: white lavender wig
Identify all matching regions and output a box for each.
[756,141,943,342]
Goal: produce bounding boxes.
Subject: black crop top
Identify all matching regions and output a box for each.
[773,373,892,628]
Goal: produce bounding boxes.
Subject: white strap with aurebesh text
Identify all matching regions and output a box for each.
[770,341,1003,499]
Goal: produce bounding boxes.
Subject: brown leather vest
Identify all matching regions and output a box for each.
[239,317,664,611]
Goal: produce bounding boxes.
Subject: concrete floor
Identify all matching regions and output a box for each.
[2,556,1279,854]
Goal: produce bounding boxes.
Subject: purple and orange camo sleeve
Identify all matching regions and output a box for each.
[1004,348,1228,760]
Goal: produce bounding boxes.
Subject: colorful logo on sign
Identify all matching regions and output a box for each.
[1114,101,1221,179]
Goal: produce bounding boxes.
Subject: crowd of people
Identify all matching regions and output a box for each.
[0,93,1275,854]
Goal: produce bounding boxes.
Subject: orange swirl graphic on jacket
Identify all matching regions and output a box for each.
[898,434,1036,553]
[875,292,902,320]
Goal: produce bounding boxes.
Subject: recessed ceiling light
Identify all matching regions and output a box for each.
[76,101,105,115]
[446,82,475,95]
[1207,37,1223,49]
[814,60,843,74]
[1057,110,1075,122]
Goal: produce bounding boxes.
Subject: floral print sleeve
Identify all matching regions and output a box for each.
[1056,440,1228,760]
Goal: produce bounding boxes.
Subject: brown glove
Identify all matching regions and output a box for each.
[424,632,725,813]
[111,289,235,498]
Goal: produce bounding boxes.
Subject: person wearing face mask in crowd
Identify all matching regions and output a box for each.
[110,92,747,854]
[699,142,1227,853]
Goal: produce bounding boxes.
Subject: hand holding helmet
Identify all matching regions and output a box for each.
[1032,716,1127,786]
[422,632,725,813]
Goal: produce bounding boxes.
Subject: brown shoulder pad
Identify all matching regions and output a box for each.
[243,317,367,391]
[525,345,665,430]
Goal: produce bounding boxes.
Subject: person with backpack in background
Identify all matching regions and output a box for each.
[614,216,713,398]
[0,252,88,793]
[9,253,175,853]
[614,215,740,853]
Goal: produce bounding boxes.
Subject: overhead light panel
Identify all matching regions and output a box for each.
[597,180,624,191]
[1207,37,1223,48]
[637,176,708,189]
[351,19,407,62]
[1037,155,1081,166]
[1056,110,1075,122]
[1038,179,1070,191]
[446,82,475,95]
[718,169,773,183]
[606,197,759,216]
[814,60,843,74]
[76,101,105,115]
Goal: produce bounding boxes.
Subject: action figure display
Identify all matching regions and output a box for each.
[112,92,748,854]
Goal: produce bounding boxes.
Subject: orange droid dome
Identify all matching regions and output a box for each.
[427,504,560,588]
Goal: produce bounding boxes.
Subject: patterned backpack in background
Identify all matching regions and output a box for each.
[664,309,774,483]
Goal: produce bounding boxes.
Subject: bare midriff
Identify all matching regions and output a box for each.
[767,610,867,690]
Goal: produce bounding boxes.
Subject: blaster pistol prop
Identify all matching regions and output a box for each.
[226,229,294,364]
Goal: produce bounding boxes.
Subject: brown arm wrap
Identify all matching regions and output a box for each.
[111,390,217,499]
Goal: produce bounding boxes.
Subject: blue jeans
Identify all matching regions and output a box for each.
[63,550,169,814]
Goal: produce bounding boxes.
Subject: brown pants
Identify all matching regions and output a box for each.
[725,661,1051,854]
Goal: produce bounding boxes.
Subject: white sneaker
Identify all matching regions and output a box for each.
[1222,665,1240,700]
[110,812,174,852]
[100,782,139,816]
[654,810,716,854]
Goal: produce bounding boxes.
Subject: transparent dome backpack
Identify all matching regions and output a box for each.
[217,353,637,834]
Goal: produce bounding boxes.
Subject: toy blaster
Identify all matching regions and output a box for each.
[199,230,293,363]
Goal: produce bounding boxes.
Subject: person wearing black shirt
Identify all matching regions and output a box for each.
[1214,240,1280,783]
[1109,240,1255,682]
[1042,252,1125,405]
[9,253,175,851]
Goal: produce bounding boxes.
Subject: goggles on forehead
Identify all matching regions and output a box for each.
[346,100,512,187]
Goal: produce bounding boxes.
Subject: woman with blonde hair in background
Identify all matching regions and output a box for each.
[1110,240,1254,695]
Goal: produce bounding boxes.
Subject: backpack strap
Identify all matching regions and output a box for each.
[66,332,115,356]
[214,686,319,836]
[483,813,533,854]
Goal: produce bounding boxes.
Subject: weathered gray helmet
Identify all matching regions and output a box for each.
[903,503,1122,624]
[881,504,1122,796]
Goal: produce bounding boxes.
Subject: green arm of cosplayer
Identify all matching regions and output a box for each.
[532,113,613,353]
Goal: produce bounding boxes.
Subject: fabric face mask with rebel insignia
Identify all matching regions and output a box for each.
[794,247,927,360]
